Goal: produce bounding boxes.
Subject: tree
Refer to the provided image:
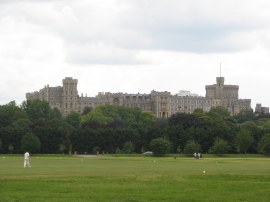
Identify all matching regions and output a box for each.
[82,106,92,115]
[8,144,14,153]
[234,109,255,123]
[91,146,99,154]
[65,112,81,129]
[115,147,121,154]
[122,141,135,154]
[11,119,32,153]
[209,106,230,120]
[0,102,27,127]
[169,113,202,129]
[21,132,41,153]
[149,138,170,156]
[21,100,51,121]
[81,105,154,129]
[235,128,254,154]
[58,144,66,154]
[176,145,182,154]
[258,133,270,155]
[183,140,200,155]
[209,138,229,154]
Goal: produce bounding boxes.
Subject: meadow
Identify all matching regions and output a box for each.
[0,155,270,202]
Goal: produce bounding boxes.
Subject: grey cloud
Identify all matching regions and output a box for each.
[1,0,269,65]
[65,43,149,65]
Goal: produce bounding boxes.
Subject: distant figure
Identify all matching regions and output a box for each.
[24,152,31,168]
[194,152,200,159]
[193,152,196,158]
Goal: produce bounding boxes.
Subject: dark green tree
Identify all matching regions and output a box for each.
[21,132,41,153]
[65,112,81,129]
[21,100,51,121]
[11,119,32,153]
[258,133,270,155]
[209,138,230,154]
[167,125,187,153]
[234,109,255,123]
[235,128,254,154]
[169,113,202,129]
[209,106,230,120]
[0,102,29,153]
[0,101,27,127]
[122,141,135,154]
[82,106,92,115]
[149,138,170,156]
[183,140,200,155]
[81,105,154,129]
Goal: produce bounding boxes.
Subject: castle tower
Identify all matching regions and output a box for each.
[216,77,224,99]
[62,77,78,115]
[205,76,240,115]
[151,90,171,118]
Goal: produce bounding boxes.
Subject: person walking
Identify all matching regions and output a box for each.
[24,151,31,168]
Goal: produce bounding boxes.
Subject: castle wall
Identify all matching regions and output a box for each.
[26,76,251,117]
[205,77,249,115]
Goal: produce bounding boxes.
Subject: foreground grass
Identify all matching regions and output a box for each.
[0,156,270,202]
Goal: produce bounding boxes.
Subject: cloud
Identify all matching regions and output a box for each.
[1,0,270,66]
[1,0,270,108]
[66,44,148,65]
[113,0,270,53]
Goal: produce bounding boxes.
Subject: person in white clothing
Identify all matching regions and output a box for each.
[24,152,31,168]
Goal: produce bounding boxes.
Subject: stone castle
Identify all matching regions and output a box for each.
[26,76,251,117]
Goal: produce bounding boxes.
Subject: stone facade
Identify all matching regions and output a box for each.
[255,103,269,114]
[26,76,251,117]
[205,77,251,115]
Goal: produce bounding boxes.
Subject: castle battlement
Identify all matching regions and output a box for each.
[26,76,251,117]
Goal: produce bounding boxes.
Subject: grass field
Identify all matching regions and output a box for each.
[0,155,270,202]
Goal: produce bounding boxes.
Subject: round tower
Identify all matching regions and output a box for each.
[216,77,224,86]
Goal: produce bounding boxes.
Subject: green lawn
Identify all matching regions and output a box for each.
[0,155,270,202]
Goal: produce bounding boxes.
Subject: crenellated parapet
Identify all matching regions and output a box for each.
[26,76,251,117]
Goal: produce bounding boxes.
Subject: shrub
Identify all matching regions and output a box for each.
[150,138,170,157]
[21,132,41,153]
[183,140,200,155]
[209,138,229,154]
[122,141,135,154]
[258,134,270,155]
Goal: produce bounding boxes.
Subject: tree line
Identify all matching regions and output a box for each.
[0,100,270,155]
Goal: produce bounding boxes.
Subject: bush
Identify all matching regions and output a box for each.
[122,141,135,154]
[21,132,41,153]
[235,128,254,154]
[258,134,270,155]
[183,140,200,155]
[150,138,170,156]
[115,147,121,154]
[209,138,229,154]
[0,138,2,152]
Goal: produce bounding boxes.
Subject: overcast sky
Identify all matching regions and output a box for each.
[0,0,270,109]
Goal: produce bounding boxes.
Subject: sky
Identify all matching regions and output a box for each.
[0,0,270,109]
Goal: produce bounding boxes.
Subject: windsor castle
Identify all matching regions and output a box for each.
[26,76,252,117]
